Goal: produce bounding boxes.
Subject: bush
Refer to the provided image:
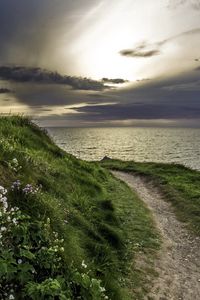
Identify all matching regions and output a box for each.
[0,183,109,300]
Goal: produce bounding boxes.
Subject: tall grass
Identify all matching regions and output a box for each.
[0,116,160,299]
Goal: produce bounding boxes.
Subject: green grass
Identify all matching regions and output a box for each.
[0,116,160,299]
[101,159,200,235]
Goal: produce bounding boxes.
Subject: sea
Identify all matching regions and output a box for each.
[47,127,200,171]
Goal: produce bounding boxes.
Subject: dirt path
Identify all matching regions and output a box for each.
[112,171,200,300]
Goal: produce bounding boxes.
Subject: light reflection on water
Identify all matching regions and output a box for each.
[47,127,200,171]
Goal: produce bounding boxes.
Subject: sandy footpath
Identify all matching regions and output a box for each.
[112,171,200,300]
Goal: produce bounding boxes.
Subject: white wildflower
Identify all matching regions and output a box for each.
[12,158,18,164]
[17,259,22,264]
[81,260,87,268]
[0,186,7,195]
[0,227,6,232]
[12,218,17,225]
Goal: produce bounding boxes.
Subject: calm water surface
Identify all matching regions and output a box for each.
[48,127,200,171]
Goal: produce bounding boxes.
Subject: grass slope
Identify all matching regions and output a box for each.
[0,116,160,300]
[101,159,200,235]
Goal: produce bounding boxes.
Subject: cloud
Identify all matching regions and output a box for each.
[0,88,12,93]
[120,27,200,59]
[0,0,99,70]
[168,0,200,10]
[136,78,151,82]
[162,80,200,91]
[64,102,200,121]
[102,78,128,84]
[0,66,106,91]
[45,72,200,125]
[120,42,160,58]
[2,67,199,126]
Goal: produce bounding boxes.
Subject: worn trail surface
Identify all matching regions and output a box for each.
[112,171,200,300]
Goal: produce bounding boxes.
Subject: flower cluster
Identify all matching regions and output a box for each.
[0,185,8,212]
[0,200,19,244]
[22,184,39,195]
[11,180,21,190]
[11,180,40,195]
[0,185,21,298]
[0,183,65,299]
[0,182,109,300]
[8,158,22,172]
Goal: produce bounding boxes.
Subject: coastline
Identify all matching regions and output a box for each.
[0,116,199,299]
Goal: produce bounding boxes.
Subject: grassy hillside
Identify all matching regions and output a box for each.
[101,159,200,235]
[0,116,160,300]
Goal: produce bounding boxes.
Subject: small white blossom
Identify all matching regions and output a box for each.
[0,186,7,195]
[17,259,22,264]
[12,218,17,225]
[0,227,6,232]
[81,260,87,268]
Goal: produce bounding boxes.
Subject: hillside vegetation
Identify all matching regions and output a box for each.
[0,117,160,300]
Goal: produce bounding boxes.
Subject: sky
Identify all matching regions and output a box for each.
[0,0,200,127]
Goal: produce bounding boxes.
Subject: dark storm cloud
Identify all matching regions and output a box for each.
[70,102,200,120]
[0,0,98,67]
[32,72,200,127]
[2,67,200,121]
[0,66,106,91]
[120,42,160,58]
[0,88,12,94]
[102,78,128,84]
[6,82,116,109]
[0,0,58,63]
[64,71,200,122]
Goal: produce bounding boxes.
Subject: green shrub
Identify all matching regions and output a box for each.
[0,183,109,300]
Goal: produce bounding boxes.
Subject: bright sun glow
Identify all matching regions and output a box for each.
[64,0,173,80]
[60,0,199,82]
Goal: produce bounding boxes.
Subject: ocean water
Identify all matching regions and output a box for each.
[47,127,200,171]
